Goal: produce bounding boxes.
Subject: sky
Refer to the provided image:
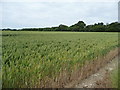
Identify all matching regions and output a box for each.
[0,0,119,29]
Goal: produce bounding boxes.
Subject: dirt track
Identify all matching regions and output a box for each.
[75,56,118,88]
[64,48,119,88]
[36,48,119,88]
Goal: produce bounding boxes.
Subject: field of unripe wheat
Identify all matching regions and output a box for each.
[2,31,119,88]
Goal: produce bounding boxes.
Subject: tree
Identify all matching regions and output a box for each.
[4,21,120,32]
[92,22,105,32]
[106,22,120,32]
[70,21,86,31]
[58,24,68,31]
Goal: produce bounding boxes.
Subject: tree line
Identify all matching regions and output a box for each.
[2,21,120,32]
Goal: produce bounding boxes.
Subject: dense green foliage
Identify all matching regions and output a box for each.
[2,21,120,32]
[2,31,119,88]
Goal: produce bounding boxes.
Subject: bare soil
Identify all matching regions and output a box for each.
[75,56,118,88]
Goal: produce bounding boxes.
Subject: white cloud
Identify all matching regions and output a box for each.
[1,0,119,2]
[0,2,2,29]
[1,1,118,29]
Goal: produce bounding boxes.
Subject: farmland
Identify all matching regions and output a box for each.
[2,31,119,88]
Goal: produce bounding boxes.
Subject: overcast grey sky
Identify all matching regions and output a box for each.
[1,0,119,29]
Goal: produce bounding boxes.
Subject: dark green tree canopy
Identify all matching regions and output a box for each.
[70,21,86,31]
[2,21,120,32]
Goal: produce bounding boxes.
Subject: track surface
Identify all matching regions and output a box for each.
[75,56,118,88]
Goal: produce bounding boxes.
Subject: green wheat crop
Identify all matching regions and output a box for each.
[2,31,119,88]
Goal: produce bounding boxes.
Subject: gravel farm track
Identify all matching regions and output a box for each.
[75,55,118,88]
[64,48,119,88]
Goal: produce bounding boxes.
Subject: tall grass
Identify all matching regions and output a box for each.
[110,69,118,88]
